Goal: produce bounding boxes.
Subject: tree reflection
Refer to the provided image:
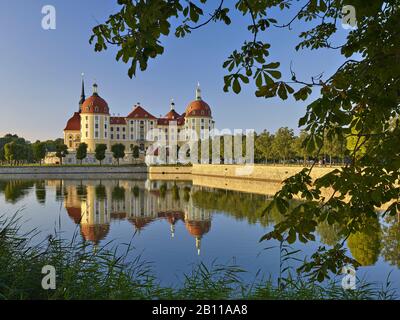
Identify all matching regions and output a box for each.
[382,216,400,268]
[316,220,343,246]
[1,180,35,204]
[347,216,382,266]
[35,181,46,205]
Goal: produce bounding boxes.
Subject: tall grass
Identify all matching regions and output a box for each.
[0,214,396,300]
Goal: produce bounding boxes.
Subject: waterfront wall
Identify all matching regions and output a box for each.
[148,166,193,175]
[191,164,335,182]
[0,165,147,180]
[0,164,335,182]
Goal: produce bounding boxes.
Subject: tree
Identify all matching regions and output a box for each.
[3,142,27,165]
[111,143,125,165]
[76,143,88,165]
[293,130,310,165]
[95,144,107,165]
[255,130,274,163]
[131,145,140,164]
[271,127,295,163]
[55,144,68,165]
[32,142,46,165]
[4,142,16,165]
[90,0,400,281]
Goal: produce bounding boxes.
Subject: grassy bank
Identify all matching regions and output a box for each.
[0,215,396,300]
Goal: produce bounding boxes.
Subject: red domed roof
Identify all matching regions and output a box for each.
[185,100,212,117]
[185,220,211,237]
[66,206,82,224]
[64,112,81,131]
[81,94,109,114]
[80,224,110,244]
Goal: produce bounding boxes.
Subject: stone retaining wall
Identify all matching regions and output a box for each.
[0,166,147,180]
[191,164,335,181]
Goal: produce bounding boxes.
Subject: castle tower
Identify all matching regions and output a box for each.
[184,83,214,142]
[80,83,111,152]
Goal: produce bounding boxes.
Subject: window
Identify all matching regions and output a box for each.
[86,124,88,129]
[117,134,120,139]
[111,127,114,132]
[123,134,126,140]
[95,124,99,129]
[105,132,107,138]
[95,132,99,138]
[131,135,133,140]
[130,120,134,125]
[201,119,204,123]
[111,134,114,139]
[85,132,88,138]
[122,127,126,132]
[105,124,107,129]
[140,120,144,125]
[117,127,120,132]
[150,121,153,125]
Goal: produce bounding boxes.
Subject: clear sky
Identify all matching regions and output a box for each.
[0,0,348,141]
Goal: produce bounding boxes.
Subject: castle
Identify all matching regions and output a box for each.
[62,78,215,164]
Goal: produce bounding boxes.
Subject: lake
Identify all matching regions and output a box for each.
[0,177,399,293]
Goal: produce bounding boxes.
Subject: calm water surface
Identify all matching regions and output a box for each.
[0,178,399,292]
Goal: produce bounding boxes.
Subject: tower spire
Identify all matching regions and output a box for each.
[170,98,175,111]
[79,73,86,109]
[93,81,98,95]
[196,236,201,255]
[196,82,202,100]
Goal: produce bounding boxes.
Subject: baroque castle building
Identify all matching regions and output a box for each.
[62,78,215,164]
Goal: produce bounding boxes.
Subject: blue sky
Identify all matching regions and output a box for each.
[0,0,348,141]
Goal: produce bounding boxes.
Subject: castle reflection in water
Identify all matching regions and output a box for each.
[55,179,210,255]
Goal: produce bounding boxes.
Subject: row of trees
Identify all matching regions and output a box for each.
[1,130,347,165]
[255,127,347,165]
[0,134,142,165]
[74,143,139,165]
[0,134,64,165]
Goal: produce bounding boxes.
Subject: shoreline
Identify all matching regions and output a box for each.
[0,164,336,182]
